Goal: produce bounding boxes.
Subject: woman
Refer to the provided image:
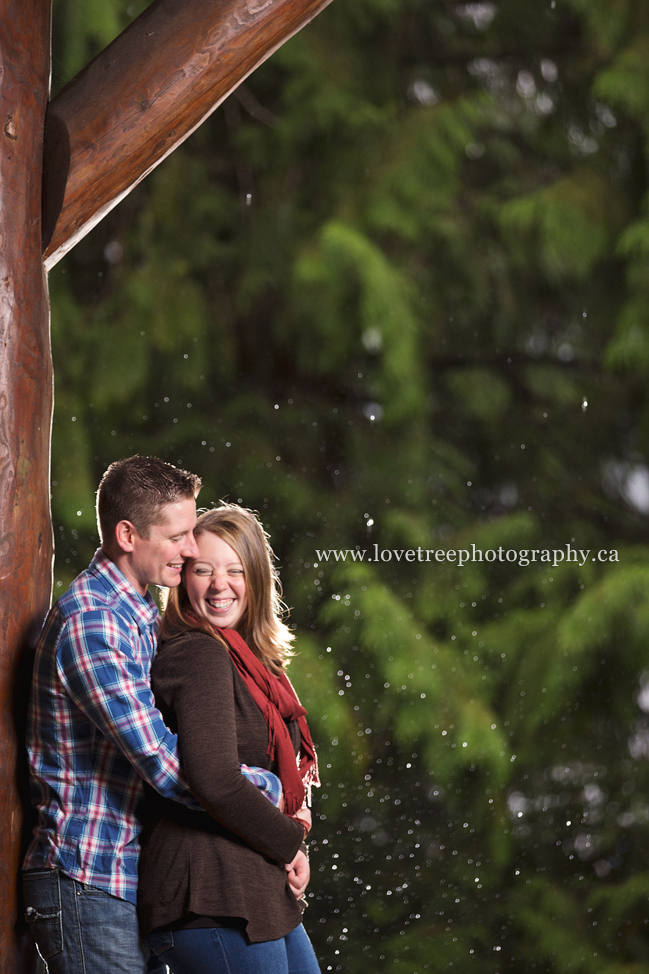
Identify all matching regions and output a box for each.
[138,504,321,973]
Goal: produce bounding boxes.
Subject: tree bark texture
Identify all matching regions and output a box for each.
[0,1,53,970]
[42,0,334,269]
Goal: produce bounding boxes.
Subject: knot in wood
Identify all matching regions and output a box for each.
[4,114,17,141]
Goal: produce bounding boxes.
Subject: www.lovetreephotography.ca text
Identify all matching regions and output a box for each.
[314,543,619,569]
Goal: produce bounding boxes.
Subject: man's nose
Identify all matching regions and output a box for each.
[182,533,200,559]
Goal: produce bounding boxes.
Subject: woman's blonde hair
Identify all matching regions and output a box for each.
[160,503,293,674]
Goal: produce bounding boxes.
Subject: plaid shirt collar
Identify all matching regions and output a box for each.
[88,549,159,630]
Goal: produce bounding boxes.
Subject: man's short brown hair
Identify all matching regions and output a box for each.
[96,455,202,545]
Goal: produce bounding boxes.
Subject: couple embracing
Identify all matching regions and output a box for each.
[23,455,321,974]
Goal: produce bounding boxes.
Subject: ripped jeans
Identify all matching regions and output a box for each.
[23,869,150,974]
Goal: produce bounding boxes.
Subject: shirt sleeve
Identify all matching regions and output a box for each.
[240,765,283,808]
[56,608,198,806]
[155,633,305,865]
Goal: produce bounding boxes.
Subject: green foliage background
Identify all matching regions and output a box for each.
[49,0,649,970]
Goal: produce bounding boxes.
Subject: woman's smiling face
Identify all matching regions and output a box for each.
[185,531,248,631]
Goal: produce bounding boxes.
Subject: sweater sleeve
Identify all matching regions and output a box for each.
[153,633,304,865]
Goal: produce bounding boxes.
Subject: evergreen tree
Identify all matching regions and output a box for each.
[48,1,649,970]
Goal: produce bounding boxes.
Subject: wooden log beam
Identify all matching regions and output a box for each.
[0,1,52,970]
[42,0,334,269]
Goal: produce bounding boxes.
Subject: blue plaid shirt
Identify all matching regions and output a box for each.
[240,764,283,808]
[23,550,197,904]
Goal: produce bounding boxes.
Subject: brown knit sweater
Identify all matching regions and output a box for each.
[137,631,306,942]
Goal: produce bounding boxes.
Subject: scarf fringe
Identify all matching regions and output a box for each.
[302,755,321,808]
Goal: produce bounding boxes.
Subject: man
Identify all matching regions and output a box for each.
[23,455,202,974]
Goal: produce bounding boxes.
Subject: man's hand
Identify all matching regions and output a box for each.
[286,848,310,898]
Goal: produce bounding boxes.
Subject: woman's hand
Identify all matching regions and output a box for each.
[293,806,312,834]
[286,848,310,898]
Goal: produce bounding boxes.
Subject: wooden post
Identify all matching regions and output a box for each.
[0,1,52,971]
[43,0,334,268]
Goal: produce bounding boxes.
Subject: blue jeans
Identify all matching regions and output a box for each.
[23,869,150,974]
[147,923,321,974]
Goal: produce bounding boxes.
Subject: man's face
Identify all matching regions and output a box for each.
[128,497,199,594]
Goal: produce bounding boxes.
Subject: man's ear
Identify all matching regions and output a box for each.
[114,520,138,554]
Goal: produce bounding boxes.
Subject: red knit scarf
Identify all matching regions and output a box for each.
[188,618,319,816]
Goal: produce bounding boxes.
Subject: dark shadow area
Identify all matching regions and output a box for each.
[13,621,42,974]
[41,111,70,253]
